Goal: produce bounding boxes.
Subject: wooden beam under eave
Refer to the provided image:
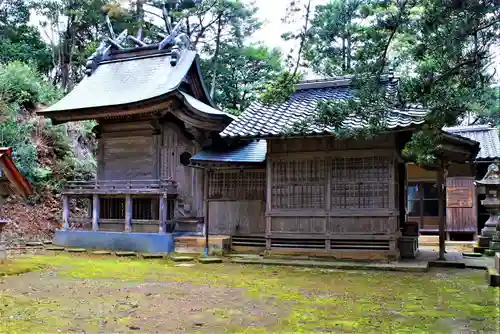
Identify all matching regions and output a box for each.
[39,99,176,124]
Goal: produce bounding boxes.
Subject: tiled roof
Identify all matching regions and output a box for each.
[44,51,196,112]
[220,78,426,138]
[444,125,500,160]
[191,140,266,164]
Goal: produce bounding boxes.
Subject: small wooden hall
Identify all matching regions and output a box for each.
[192,77,479,260]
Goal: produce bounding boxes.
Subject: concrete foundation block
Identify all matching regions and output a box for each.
[488,268,500,287]
[115,251,136,257]
[199,257,223,264]
[90,250,112,255]
[171,256,195,262]
[45,247,65,251]
[54,230,175,253]
[66,248,86,253]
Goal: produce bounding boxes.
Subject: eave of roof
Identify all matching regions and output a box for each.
[444,125,500,161]
[220,75,426,139]
[191,140,266,164]
[0,147,33,197]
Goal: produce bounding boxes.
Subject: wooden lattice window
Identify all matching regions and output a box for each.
[132,198,155,220]
[271,158,326,209]
[208,169,265,200]
[331,156,391,209]
[100,198,125,219]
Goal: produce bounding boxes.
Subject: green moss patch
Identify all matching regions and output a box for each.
[1,254,498,333]
[0,260,43,277]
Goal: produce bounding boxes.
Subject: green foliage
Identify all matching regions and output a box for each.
[0,62,62,106]
[0,116,49,184]
[305,0,500,165]
[202,44,283,113]
[260,71,301,105]
[0,61,95,196]
[304,0,366,76]
[0,0,53,73]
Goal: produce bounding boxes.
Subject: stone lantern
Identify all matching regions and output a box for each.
[475,163,500,252]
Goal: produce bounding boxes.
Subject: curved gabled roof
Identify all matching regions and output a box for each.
[45,51,196,113]
[38,50,234,126]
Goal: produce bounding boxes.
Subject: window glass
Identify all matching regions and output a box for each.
[423,199,439,216]
[408,183,419,201]
[408,200,420,216]
[422,182,438,199]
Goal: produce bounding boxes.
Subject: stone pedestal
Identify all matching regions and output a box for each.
[490,220,500,251]
[475,163,500,252]
[478,197,500,247]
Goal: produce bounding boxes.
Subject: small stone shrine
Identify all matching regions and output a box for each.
[475,163,500,253]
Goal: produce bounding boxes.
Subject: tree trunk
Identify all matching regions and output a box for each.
[342,37,346,72]
[60,14,75,92]
[136,0,144,40]
[346,34,351,72]
[209,15,223,99]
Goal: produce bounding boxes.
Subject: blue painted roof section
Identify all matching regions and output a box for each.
[191,140,267,163]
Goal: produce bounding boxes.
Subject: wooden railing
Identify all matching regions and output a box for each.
[62,179,178,195]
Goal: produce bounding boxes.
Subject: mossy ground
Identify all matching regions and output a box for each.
[0,259,43,276]
[0,253,498,333]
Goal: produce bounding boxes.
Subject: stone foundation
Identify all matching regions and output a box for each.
[54,230,175,253]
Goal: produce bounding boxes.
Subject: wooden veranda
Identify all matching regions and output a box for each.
[61,179,178,233]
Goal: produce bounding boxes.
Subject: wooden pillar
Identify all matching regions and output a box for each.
[437,161,446,260]
[125,195,132,232]
[62,195,70,230]
[203,169,209,236]
[265,158,272,250]
[204,169,210,256]
[159,194,167,234]
[92,194,100,232]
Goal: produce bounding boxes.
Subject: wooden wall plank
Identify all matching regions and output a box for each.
[446,177,476,232]
[100,133,154,180]
[208,200,265,235]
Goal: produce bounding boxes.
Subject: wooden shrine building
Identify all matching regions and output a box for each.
[407,125,500,239]
[191,77,479,260]
[38,25,234,253]
[39,22,480,258]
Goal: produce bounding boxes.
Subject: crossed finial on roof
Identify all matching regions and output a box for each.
[85,1,195,76]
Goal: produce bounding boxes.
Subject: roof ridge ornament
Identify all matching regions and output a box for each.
[85,2,196,75]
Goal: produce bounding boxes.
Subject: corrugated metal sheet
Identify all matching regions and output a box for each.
[220,80,426,138]
[445,125,500,160]
[191,140,266,163]
[44,51,197,112]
